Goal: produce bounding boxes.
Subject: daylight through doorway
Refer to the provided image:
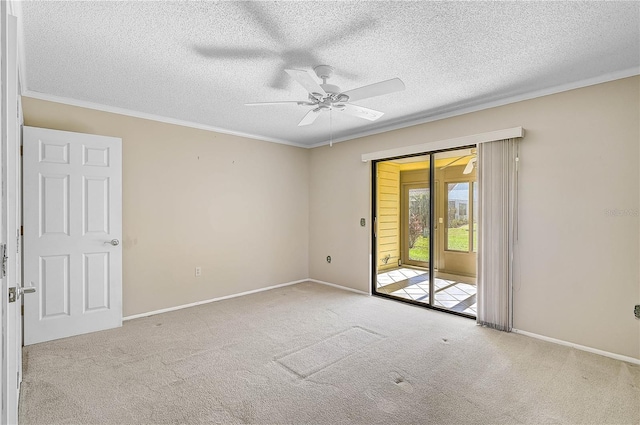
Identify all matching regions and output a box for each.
[372,147,478,317]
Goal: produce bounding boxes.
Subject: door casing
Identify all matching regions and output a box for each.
[1,8,21,424]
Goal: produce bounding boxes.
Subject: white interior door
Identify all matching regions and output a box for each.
[23,126,122,346]
[2,10,21,424]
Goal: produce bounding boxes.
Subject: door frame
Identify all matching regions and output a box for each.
[1,5,22,423]
[371,145,477,319]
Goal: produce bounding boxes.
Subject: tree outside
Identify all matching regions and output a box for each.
[408,189,429,262]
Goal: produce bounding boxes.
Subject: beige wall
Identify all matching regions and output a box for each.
[21,76,640,359]
[22,97,310,316]
[309,76,640,359]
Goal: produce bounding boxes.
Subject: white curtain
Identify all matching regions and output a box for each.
[476,138,519,331]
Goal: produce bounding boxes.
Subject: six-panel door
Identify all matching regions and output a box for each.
[23,126,122,345]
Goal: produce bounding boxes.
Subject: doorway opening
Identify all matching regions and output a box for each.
[372,147,478,317]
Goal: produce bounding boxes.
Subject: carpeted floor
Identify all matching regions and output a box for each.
[19,282,640,424]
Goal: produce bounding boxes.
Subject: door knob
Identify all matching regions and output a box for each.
[15,285,36,301]
[20,287,36,295]
[105,239,120,246]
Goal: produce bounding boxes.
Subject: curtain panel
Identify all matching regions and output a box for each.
[476,138,519,331]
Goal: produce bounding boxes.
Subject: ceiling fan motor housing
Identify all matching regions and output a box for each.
[309,82,350,107]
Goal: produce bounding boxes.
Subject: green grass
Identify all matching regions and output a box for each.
[473,224,477,252]
[409,236,429,262]
[448,225,470,252]
[409,224,477,260]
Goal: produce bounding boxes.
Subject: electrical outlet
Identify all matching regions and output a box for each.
[635,305,640,319]
[326,256,331,264]
[195,267,201,277]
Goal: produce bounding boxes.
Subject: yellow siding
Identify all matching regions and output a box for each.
[376,162,400,271]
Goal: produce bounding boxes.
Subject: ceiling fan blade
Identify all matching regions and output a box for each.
[245,101,313,106]
[440,155,470,170]
[269,69,290,90]
[341,104,384,121]
[193,46,276,59]
[463,157,477,175]
[239,2,288,45]
[342,78,405,102]
[313,16,378,48]
[285,69,327,97]
[298,109,322,126]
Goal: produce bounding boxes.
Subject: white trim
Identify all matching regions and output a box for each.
[21,90,309,148]
[512,328,640,365]
[308,279,371,295]
[7,1,26,95]
[123,279,307,321]
[123,278,369,321]
[19,68,638,151]
[309,67,639,149]
[361,127,524,162]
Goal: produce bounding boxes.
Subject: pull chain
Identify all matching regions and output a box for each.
[329,109,333,147]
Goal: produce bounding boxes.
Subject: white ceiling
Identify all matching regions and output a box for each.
[17,1,640,148]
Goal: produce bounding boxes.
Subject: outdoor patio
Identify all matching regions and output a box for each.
[376,267,477,316]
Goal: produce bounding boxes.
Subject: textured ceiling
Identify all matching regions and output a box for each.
[17,1,640,147]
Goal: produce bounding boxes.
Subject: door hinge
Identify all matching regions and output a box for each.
[0,243,7,278]
[20,225,23,236]
[19,145,23,156]
[21,304,24,316]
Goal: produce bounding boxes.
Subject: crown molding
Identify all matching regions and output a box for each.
[307,67,640,149]
[20,68,639,151]
[21,90,309,148]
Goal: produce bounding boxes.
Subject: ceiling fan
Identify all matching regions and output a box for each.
[246,65,405,126]
[439,149,477,175]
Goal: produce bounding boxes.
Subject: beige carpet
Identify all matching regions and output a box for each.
[19,282,639,424]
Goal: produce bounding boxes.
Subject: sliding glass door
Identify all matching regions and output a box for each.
[373,147,478,317]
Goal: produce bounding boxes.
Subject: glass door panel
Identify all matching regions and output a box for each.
[374,156,430,305]
[433,149,478,316]
[373,148,477,318]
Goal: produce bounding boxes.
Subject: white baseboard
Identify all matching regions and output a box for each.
[308,279,370,295]
[123,279,308,321]
[512,328,640,365]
